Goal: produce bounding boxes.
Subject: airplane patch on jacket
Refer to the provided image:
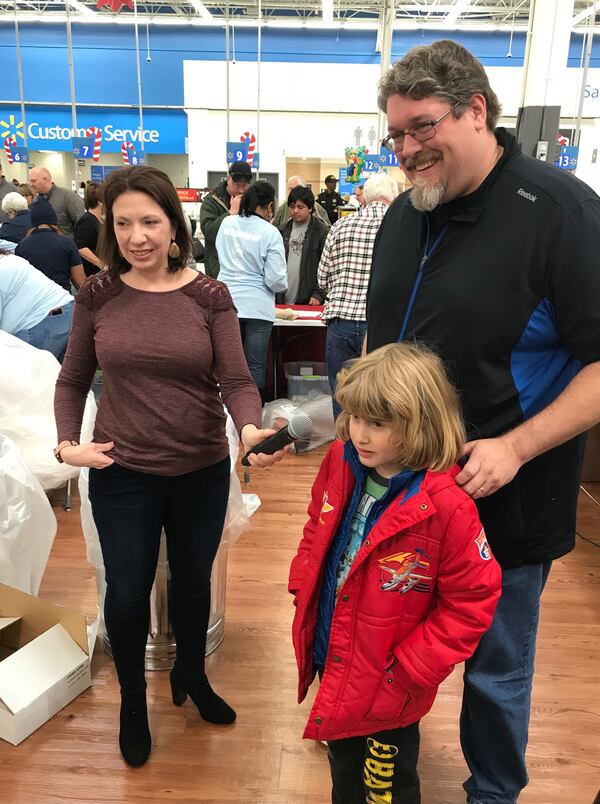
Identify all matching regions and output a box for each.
[377,548,432,594]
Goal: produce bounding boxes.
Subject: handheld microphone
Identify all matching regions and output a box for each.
[241,412,313,466]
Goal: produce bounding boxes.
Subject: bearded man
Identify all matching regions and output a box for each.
[366,39,600,804]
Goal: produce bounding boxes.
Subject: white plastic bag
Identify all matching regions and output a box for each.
[261,398,303,431]
[262,394,335,452]
[290,392,336,451]
[0,331,97,491]
[222,413,261,549]
[0,435,57,595]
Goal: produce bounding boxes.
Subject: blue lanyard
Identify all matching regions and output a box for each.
[397,220,448,342]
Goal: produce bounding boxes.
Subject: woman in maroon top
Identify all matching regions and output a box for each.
[54,166,285,768]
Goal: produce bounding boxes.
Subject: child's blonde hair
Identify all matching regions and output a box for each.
[335,342,465,472]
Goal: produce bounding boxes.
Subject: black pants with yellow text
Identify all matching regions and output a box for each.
[326,722,420,804]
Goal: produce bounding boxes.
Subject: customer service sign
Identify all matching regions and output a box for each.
[0,108,188,154]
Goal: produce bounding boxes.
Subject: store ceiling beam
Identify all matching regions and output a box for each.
[572,0,600,26]
[189,0,213,18]
[0,0,594,27]
[67,0,95,14]
[445,0,474,25]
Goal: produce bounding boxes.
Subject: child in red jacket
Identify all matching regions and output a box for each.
[289,343,502,803]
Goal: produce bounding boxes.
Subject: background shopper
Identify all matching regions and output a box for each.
[216,179,287,402]
[273,175,330,229]
[28,166,85,238]
[318,173,398,417]
[0,191,32,243]
[0,252,74,361]
[16,198,85,291]
[317,174,344,224]
[200,161,252,278]
[74,182,105,277]
[279,186,328,306]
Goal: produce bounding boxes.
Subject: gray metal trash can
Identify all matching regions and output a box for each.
[103,529,227,670]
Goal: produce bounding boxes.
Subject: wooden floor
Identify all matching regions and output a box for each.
[1,447,598,804]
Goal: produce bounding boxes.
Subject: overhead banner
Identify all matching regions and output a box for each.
[0,108,188,155]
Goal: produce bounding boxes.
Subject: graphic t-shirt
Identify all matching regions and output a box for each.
[284,220,308,304]
[336,470,388,593]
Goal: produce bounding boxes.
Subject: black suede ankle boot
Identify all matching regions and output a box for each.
[170,664,236,724]
[119,694,151,767]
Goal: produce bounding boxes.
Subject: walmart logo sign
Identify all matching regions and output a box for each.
[0,109,187,155]
[1,114,26,143]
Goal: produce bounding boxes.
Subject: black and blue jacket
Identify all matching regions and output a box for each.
[313,441,424,665]
[367,129,600,568]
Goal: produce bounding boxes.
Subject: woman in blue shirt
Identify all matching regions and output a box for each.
[0,252,74,362]
[216,180,287,402]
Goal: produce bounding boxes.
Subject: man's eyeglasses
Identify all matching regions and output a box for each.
[381,104,459,153]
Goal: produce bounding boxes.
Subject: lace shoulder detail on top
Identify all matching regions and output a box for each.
[75,271,124,312]
[180,273,235,312]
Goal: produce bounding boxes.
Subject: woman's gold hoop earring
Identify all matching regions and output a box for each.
[168,240,181,259]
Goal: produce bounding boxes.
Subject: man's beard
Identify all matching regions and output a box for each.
[410,180,447,212]
[404,148,446,212]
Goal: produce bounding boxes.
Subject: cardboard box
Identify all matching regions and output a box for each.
[0,584,91,745]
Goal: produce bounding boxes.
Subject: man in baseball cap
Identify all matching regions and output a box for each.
[200,160,253,277]
[228,160,253,183]
[317,175,344,224]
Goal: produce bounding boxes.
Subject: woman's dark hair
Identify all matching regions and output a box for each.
[239,180,276,217]
[84,182,104,211]
[31,223,63,236]
[98,166,191,277]
[17,183,34,200]
[287,185,315,210]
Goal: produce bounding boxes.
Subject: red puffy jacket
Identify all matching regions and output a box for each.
[289,440,502,741]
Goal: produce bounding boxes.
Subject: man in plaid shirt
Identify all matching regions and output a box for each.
[318,173,399,417]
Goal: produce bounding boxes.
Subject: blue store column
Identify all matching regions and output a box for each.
[517,0,575,162]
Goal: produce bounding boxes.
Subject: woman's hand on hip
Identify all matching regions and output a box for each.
[59,441,115,469]
[240,424,290,468]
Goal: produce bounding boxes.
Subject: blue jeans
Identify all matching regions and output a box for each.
[325,318,367,418]
[14,300,74,363]
[89,457,230,698]
[239,318,273,395]
[461,561,552,804]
